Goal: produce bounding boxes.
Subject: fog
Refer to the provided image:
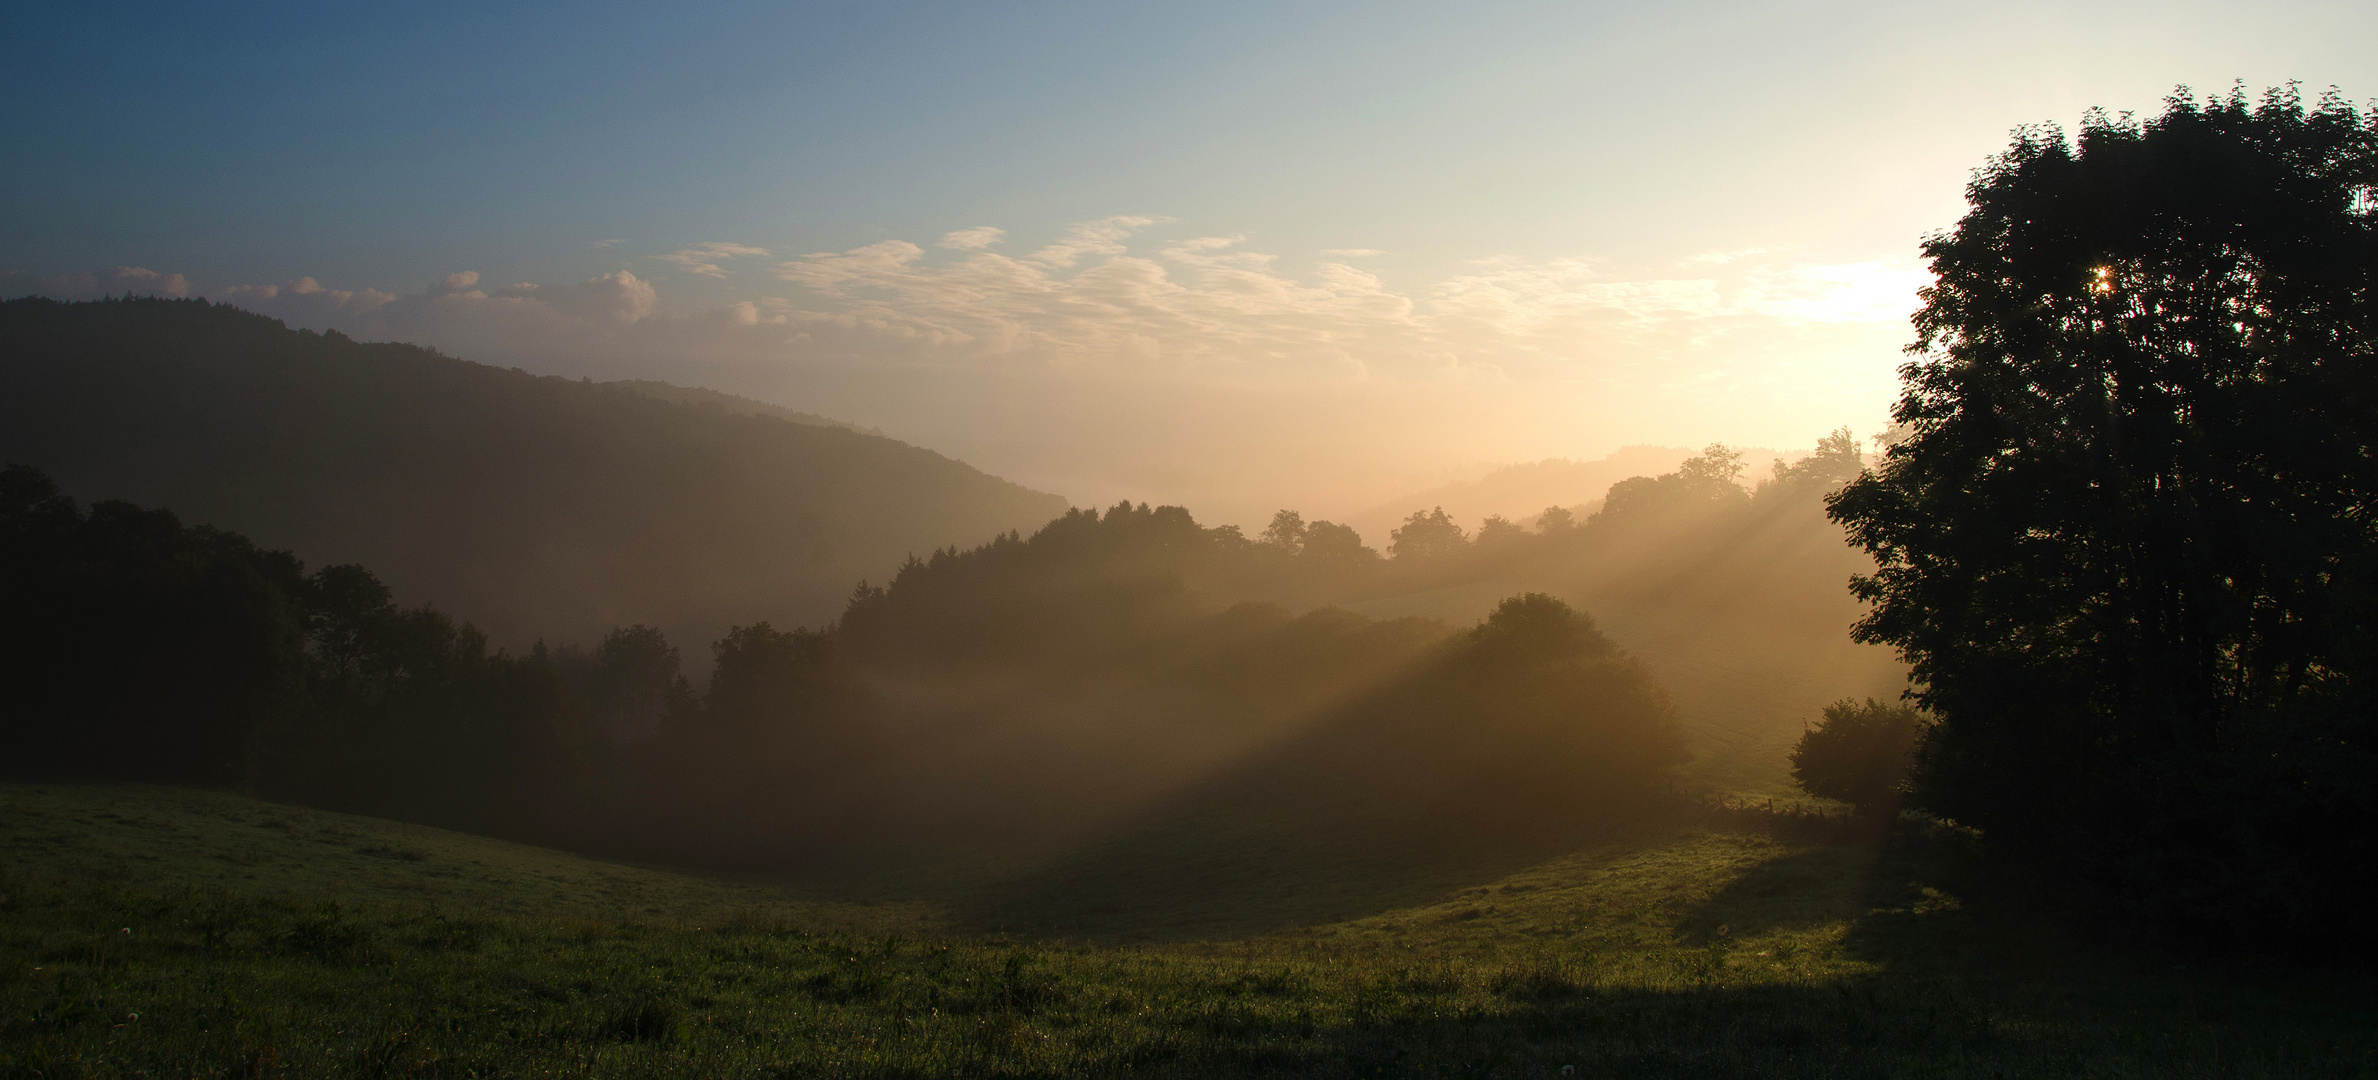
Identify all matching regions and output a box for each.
[5,296,1902,931]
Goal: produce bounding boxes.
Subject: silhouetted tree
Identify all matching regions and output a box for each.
[1759,428,1863,497]
[1828,86,2378,948]
[1789,699,1923,815]
[1260,510,1307,551]
[566,625,694,741]
[1476,514,1526,548]
[704,622,852,738]
[1534,506,1577,534]
[1301,519,1376,561]
[1389,506,1469,561]
[1593,445,1747,523]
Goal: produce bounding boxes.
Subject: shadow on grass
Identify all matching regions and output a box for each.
[1671,845,1878,944]
[962,800,1626,943]
[970,798,1893,946]
[1091,827,2378,1079]
[1122,974,2377,1079]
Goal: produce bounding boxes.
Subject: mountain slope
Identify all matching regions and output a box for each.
[606,378,889,437]
[0,297,1069,651]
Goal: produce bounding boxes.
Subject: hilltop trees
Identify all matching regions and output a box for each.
[1593,445,1748,524]
[1828,87,2378,946]
[1301,519,1375,561]
[1389,507,1469,561]
[1260,510,1307,551]
[1760,428,1864,497]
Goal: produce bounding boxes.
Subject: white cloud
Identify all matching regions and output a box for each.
[1321,248,1383,258]
[111,266,191,297]
[544,270,657,326]
[655,241,772,278]
[1026,215,1159,268]
[220,276,397,314]
[745,219,1922,392]
[938,227,1005,250]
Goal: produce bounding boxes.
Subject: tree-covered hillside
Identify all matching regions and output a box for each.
[0,298,1069,652]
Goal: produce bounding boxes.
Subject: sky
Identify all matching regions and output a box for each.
[6,0,2373,526]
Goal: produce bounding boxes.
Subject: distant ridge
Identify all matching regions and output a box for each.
[1345,447,1693,541]
[605,379,888,438]
[0,297,1071,653]
[1346,445,1799,542]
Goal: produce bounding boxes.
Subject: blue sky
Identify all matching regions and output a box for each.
[6,1,2373,521]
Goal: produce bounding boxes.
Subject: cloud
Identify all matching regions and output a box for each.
[745,218,1924,393]
[8,227,1921,527]
[541,270,657,325]
[1026,215,1159,268]
[220,276,397,314]
[655,241,771,278]
[939,227,1005,251]
[1321,248,1383,258]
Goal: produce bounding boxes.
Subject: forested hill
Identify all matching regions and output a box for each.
[0,297,1070,652]
[603,378,889,437]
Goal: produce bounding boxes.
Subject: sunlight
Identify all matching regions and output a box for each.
[1739,260,1931,324]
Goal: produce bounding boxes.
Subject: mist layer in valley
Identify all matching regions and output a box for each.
[2,298,1899,933]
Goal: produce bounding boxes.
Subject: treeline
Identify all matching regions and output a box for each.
[1,464,1693,867]
[2,464,571,834]
[828,428,1866,641]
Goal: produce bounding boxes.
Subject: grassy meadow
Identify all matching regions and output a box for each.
[7,782,2373,1077]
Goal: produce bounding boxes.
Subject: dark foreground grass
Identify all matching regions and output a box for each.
[4,783,2374,1078]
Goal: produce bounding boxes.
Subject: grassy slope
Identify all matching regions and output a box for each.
[7,784,2373,1077]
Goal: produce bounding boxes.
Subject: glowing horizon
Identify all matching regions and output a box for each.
[5,1,2370,526]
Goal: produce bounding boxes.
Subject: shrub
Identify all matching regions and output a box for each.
[1790,699,1923,814]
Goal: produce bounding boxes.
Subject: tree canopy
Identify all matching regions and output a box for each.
[1828,86,2378,948]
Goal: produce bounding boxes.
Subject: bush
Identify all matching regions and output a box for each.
[1789,699,1923,814]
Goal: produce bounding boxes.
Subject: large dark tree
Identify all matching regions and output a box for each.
[1828,87,2378,946]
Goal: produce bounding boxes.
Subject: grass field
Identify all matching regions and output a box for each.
[8,783,2375,1077]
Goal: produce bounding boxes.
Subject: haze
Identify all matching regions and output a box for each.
[6,0,2370,525]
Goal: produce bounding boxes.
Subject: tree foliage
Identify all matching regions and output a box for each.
[1789,699,1923,814]
[1827,86,2378,946]
[1389,506,1469,561]
[0,465,306,785]
[1592,445,1749,524]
